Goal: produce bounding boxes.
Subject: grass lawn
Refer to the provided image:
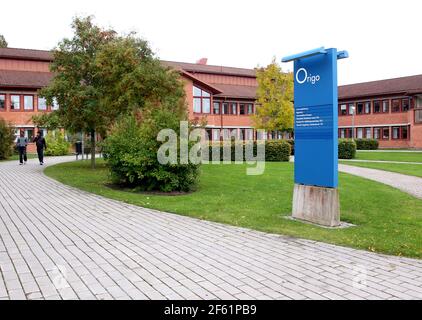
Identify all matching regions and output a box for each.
[341,161,422,178]
[355,151,422,163]
[45,160,422,259]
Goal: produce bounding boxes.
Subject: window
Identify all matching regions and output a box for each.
[392,126,409,140]
[193,86,211,114]
[339,129,346,138]
[340,104,347,115]
[382,127,389,140]
[231,103,237,115]
[392,127,400,139]
[392,99,401,112]
[203,99,210,114]
[222,103,229,115]
[213,129,220,141]
[240,129,246,140]
[247,104,254,115]
[348,103,355,115]
[365,128,372,138]
[402,126,408,139]
[246,129,254,140]
[11,95,20,110]
[0,94,5,110]
[24,96,34,110]
[205,129,212,141]
[402,98,410,112]
[193,98,201,113]
[374,128,381,139]
[239,104,246,115]
[51,98,59,110]
[38,97,47,111]
[382,100,389,113]
[357,128,363,139]
[415,109,422,124]
[373,101,381,113]
[23,128,34,141]
[364,102,371,114]
[357,102,363,114]
[213,102,220,114]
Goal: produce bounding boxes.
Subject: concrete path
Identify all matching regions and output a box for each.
[339,164,422,199]
[0,156,422,300]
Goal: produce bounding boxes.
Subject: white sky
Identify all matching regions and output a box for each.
[1,0,421,85]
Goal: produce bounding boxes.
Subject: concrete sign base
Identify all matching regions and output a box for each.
[292,184,340,227]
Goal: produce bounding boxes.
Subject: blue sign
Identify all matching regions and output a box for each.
[282,47,348,188]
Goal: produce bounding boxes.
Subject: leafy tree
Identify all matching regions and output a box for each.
[252,59,294,135]
[39,16,120,168]
[40,16,180,169]
[32,112,63,131]
[0,35,7,48]
[0,118,15,159]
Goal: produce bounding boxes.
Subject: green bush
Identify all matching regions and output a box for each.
[0,118,15,160]
[207,140,291,162]
[355,138,379,150]
[338,139,357,159]
[44,131,71,156]
[103,105,200,193]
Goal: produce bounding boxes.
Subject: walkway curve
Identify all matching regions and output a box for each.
[0,156,421,300]
[339,164,422,199]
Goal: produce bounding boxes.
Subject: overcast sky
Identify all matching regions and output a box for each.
[1,0,421,85]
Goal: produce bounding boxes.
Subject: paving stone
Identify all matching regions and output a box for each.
[0,156,421,301]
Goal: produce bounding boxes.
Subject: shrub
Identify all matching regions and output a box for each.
[207,140,291,162]
[0,118,15,160]
[103,102,200,193]
[338,139,356,159]
[265,140,291,161]
[355,138,379,150]
[44,131,71,156]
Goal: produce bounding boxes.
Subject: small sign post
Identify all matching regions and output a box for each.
[282,47,348,227]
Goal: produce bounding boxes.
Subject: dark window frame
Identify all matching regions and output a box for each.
[0,94,5,111]
[193,86,211,114]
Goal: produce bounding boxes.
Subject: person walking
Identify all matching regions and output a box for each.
[16,131,28,165]
[33,131,47,165]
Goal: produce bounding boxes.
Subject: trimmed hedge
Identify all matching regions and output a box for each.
[207,140,291,162]
[355,138,379,150]
[338,139,357,159]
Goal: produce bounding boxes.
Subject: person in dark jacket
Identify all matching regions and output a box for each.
[16,131,28,165]
[33,131,47,165]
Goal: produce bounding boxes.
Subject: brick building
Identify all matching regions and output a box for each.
[1,47,422,151]
[338,75,422,148]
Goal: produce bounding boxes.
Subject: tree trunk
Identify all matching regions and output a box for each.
[90,129,96,169]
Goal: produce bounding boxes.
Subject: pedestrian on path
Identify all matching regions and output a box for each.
[33,131,47,165]
[16,131,28,165]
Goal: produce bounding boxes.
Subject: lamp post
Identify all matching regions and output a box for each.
[350,105,356,140]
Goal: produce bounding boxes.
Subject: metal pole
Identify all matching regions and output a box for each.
[81,132,84,160]
[351,106,355,140]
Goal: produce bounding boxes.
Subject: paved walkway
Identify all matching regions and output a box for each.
[0,156,422,300]
[339,164,422,199]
